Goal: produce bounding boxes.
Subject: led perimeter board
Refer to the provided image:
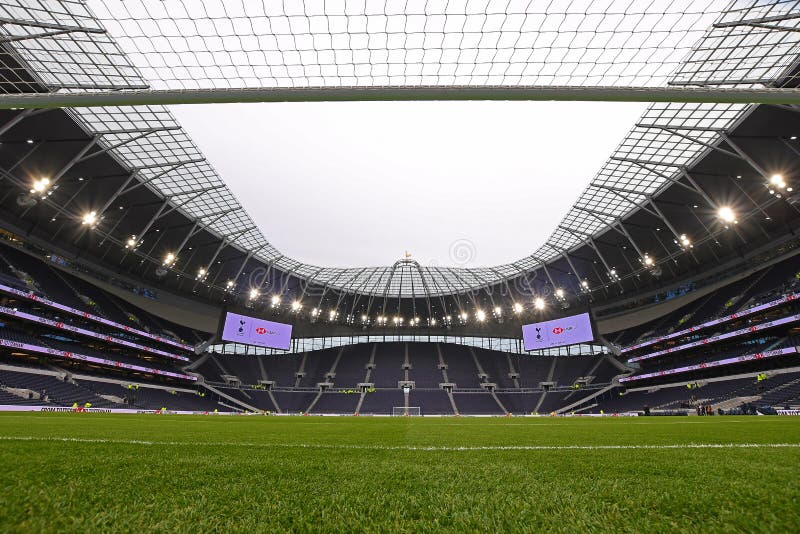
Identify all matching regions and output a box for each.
[522,311,596,351]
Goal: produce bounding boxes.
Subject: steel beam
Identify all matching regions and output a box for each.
[49,137,98,187]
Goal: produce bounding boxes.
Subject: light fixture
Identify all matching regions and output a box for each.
[329,310,337,320]
[769,174,786,189]
[534,297,545,310]
[361,314,368,322]
[718,206,736,223]
[163,252,176,266]
[196,267,206,279]
[459,312,468,321]
[291,301,301,311]
[581,280,589,289]
[226,280,235,289]
[271,295,280,306]
[249,288,260,300]
[513,302,523,314]
[555,288,565,299]
[311,308,319,317]
[493,306,502,316]
[430,318,437,326]
[81,211,97,226]
[125,236,138,249]
[476,310,486,322]
[642,254,654,267]
[30,177,50,195]
[679,234,691,248]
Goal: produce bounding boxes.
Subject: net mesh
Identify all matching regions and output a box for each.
[0,1,798,297]
[1,1,800,93]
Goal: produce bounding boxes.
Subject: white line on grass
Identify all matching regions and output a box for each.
[1,436,800,452]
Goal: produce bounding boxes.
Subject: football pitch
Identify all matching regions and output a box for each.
[1,414,799,532]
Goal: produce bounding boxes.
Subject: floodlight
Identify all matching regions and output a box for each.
[770,174,785,188]
[81,211,97,226]
[718,206,736,223]
[30,177,50,195]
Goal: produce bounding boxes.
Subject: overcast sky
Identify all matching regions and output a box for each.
[170,100,647,268]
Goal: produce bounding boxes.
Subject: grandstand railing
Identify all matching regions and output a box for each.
[0,282,194,351]
[0,306,190,363]
[0,339,196,381]
[621,293,799,354]
[619,347,799,383]
[628,313,800,364]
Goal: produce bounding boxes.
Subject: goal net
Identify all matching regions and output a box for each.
[392,407,421,417]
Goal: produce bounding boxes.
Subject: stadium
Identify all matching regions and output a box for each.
[1,0,800,530]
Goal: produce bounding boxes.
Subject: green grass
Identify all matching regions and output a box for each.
[1,414,799,533]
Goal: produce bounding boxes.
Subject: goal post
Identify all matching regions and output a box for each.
[392,406,421,417]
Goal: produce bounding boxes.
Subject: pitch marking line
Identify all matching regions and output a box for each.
[1,436,800,452]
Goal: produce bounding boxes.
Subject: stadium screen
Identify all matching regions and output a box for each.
[220,311,293,350]
[522,312,595,351]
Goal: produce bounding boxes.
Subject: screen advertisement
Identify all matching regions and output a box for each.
[522,312,595,351]
[220,311,293,350]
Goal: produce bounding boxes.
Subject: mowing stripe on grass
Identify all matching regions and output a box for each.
[2,436,800,451]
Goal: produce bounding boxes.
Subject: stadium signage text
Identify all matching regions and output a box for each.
[221,312,292,350]
[0,339,196,381]
[0,282,194,351]
[522,312,594,351]
[621,292,800,353]
[0,306,189,362]
[619,346,799,383]
[627,313,800,363]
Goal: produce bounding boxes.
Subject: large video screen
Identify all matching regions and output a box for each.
[522,312,595,351]
[220,311,293,350]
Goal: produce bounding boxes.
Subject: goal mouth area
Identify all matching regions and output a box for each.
[392,407,422,417]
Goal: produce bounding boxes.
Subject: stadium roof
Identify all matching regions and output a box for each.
[0,1,800,300]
